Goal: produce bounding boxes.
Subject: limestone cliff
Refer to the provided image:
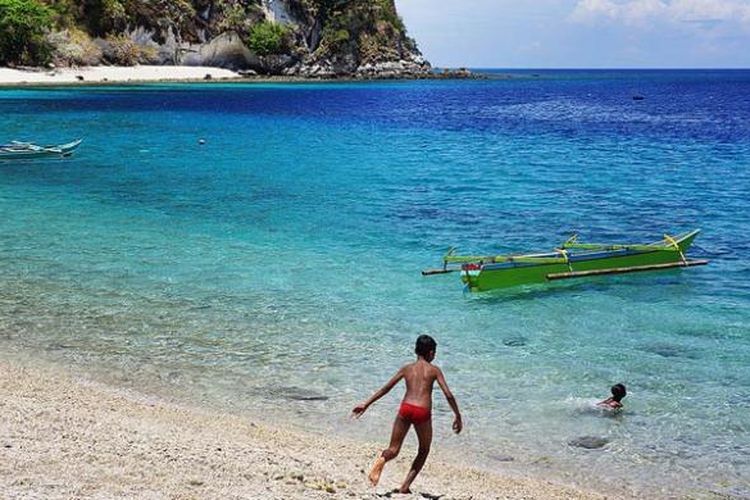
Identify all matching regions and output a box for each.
[32,0,430,77]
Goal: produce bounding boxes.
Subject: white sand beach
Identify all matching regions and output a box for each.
[0,65,242,85]
[0,356,611,499]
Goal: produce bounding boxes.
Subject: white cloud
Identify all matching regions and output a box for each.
[570,0,750,28]
[569,0,663,25]
[569,0,618,23]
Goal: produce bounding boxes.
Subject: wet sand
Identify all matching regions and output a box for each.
[0,356,610,499]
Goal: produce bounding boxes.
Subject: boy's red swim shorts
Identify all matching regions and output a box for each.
[398,402,431,425]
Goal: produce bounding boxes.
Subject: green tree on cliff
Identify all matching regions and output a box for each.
[248,20,289,56]
[0,0,53,65]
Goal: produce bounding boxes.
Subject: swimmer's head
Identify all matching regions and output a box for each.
[415,334,437,361]
[611,383,627,402]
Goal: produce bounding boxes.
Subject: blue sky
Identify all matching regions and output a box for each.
[395,0,750,68]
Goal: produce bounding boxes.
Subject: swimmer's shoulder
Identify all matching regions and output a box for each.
[596,400,623,411]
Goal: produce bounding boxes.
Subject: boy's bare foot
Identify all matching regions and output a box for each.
[398,487,412,494]
[368,456,386,486]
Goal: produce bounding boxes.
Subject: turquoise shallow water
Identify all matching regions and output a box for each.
[1,71,749,497]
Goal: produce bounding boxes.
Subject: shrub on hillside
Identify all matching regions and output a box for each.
[43,0,79,29]
[247,21,289,56]
[101,33,158,66]
[104,34,139,66]
[0,0,53,65]
[47,28,103,66]
[82,0,128,36]
[214,0,265,35]
[318,27,349,51]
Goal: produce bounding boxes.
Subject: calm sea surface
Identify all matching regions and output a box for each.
[1,70,749,497]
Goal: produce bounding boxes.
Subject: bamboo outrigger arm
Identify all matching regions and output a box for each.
[560,242,670,252]
[547,259,709,280]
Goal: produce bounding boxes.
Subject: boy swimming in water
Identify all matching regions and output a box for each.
[352,335,462,494]
[598,383,627,410]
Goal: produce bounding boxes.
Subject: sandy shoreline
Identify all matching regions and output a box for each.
[0,65,483,87]
[0,355,610,499]
[0,65,244,86]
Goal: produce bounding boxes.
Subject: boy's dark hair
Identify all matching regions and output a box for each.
[415,335,437,357]
[611,383,627,402]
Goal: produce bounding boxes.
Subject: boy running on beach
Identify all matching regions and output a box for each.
[352,335,462,494]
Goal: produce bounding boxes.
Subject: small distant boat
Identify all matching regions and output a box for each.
[423,230,707,292]
[0,139,83,160]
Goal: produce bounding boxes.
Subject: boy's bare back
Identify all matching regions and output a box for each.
[401,360,441,409]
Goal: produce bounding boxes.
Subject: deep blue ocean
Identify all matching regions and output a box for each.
[1,70,749,497]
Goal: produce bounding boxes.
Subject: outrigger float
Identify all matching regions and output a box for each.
[423,229,707,292]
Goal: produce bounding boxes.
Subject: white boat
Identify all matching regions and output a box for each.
[0,139,83,160]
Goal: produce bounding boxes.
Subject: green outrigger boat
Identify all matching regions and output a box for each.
[423,229,707,292]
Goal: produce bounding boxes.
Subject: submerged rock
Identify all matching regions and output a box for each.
[288,394,328,402]
[643,343,698,359]
[568,436,609,449]
[268,386,329,402]
[503,336,527,347]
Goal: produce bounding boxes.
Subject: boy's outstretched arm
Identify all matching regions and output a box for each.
[352,367,405,418]
[436,367,463,434]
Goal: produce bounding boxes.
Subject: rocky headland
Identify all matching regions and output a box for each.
[0,0,446,79]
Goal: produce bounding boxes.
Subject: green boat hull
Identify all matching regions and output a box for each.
[461,230,700,292]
